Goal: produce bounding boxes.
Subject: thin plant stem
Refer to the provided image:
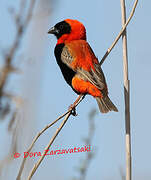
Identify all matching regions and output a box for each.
[27,112,71,180]
[16,96,84,180]
[100,0,138,65]
[16,110,70,180]
[120,0,132,180]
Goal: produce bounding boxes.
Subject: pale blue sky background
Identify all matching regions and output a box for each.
[0,0,151,180]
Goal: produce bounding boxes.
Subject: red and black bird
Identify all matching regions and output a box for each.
[48,19,118,113]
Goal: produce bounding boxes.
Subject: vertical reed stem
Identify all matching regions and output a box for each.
[120,0,132,180]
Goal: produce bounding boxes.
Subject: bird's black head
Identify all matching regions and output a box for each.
[48,21,71,39]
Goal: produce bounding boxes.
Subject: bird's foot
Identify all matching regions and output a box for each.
[68,103,77,116]
[68,94,84,116]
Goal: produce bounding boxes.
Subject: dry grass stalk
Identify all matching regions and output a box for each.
[120,0,133,180]
[0,0,36,98]
[16,109,71,180]
[17,96,84,180]
[26,96,84,180]
[100,0,138,65]
[0,0,36,176]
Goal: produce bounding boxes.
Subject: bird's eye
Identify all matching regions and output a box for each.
[60,25,64,29]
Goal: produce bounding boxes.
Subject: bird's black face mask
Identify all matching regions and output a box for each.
[48,21,71,39]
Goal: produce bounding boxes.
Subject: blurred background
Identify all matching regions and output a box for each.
[0,0,151,179]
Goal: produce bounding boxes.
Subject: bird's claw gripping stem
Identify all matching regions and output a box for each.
[68,94,83,116]
[68,104,77,116]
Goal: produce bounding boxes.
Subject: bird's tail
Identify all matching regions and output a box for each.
[95,96,118,113]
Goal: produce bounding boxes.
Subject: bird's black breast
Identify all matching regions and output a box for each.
[54,43,76,88]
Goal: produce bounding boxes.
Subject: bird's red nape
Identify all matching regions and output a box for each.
[57,19,86,45]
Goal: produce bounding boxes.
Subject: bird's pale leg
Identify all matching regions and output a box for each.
[69,94,83,116]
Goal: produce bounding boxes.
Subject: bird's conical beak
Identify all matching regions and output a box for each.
[48,26,59,34]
